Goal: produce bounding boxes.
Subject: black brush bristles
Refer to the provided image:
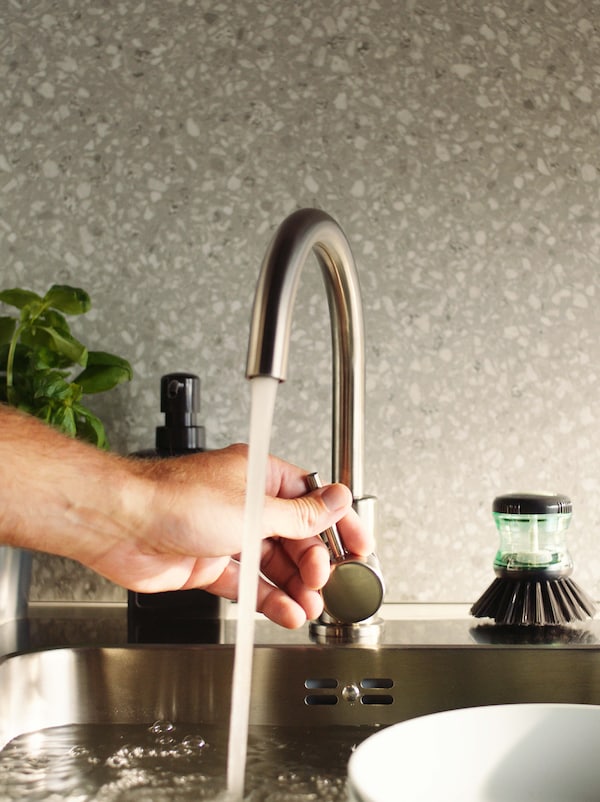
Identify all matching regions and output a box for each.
[470,576,597,626]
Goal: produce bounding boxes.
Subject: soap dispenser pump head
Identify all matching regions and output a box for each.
[155,372,206,454]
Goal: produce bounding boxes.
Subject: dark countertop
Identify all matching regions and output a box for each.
[2,603,600,659]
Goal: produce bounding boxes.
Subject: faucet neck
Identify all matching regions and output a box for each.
[246,208,366,499]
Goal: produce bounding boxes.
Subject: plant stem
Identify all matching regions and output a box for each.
[5,301,47,398]
[5,323,23,398]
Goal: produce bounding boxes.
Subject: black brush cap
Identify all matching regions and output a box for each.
[493,493,572,515]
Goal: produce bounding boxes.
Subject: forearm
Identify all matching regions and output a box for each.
[0,404,147,560]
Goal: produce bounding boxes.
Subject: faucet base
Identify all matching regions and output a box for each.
[309,615,384,645]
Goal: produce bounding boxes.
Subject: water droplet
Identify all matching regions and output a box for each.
[157,734,176,747]
[149,719,174,735]
[181,734,207,751]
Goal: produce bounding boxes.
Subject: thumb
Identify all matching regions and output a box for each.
[263,483,353,540]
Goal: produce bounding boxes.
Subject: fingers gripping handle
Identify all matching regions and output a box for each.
[306,472,384,623]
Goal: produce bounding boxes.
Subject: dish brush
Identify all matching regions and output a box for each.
[470,493,597,626]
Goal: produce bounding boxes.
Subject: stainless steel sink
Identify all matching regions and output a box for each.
[2,641,600,749]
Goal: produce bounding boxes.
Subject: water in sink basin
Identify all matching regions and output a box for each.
[0,718,375,801]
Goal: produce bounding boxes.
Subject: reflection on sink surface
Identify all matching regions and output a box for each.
[2,642,600,750]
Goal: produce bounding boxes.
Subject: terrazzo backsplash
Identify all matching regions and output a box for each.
[2,0,600,606]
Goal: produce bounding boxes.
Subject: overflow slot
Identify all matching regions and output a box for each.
[361,694,394,706]
[304,678,338,689]
[304,695,338,706]
[360,678,393,689]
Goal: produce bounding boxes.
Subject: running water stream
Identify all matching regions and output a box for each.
[226,375,279,799]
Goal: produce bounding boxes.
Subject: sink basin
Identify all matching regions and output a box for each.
[2,642,600,748]
[2,641,600,798]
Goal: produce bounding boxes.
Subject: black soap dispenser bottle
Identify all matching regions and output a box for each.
[127,372,222,643]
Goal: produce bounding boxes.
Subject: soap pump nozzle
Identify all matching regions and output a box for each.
[155,372,206,455]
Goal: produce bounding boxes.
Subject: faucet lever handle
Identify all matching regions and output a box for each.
[305,471,385,624]
[306,472,346,561]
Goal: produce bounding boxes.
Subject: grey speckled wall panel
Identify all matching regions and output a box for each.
[2,0,600,604]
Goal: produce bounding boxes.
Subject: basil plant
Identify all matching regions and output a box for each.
[0,284,132,449]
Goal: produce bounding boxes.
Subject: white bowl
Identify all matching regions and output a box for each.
[347,703,600,802]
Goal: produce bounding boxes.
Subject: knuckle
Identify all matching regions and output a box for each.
[294,496,321,535]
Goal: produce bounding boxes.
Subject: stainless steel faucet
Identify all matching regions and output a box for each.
[246,208,384,630]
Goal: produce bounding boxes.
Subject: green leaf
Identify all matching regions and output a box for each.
[50,404,77,437]
[74,404,109,449]
[38,309,72,335]
[29,345,72,371]
[21,325,88,366]
[0,316,16,346]
[87,350,133,374]
[33,371,74,401]
[0,288,42,309]
[75,350,133,394]
[43,285,91,315]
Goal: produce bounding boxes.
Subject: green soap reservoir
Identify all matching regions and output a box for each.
[492,493,573,577]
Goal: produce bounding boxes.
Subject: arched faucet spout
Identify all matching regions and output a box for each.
[246,208,383,628]
[246,207,366,501]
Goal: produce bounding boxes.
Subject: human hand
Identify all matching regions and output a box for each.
[0,406,374,628]
[0,406,374,629]
[92,445,375,628]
